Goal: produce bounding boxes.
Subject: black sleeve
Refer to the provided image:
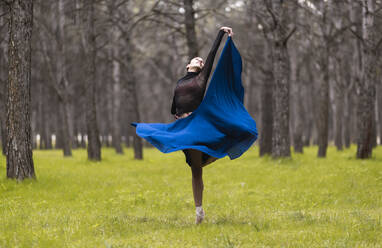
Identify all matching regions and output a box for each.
[171,95,176,114]
[199,30,225,88]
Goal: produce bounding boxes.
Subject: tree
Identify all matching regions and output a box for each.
[356,0,378,158]
[6,0,35,180]
[270,0,294,158]
[84,0,101,161]
[38,0,73,156]
[183,0,199,60]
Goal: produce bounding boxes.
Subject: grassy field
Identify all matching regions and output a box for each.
[0,146,382,247]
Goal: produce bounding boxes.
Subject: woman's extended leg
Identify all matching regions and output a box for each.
[188,149,205,224]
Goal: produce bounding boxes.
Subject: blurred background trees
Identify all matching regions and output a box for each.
[0,0,381,164]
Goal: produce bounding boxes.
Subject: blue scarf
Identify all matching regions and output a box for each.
[132,37,258,160]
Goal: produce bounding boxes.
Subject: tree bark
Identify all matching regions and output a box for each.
[58,98,72,156]
[259,71,273,156]
[334,58,344,151]
[6,0,36,180]
[111,54,123,154]
[126,68,143,160]
[84,0,101,161]
[0,48,6,155]
[343,90,352,148]
[356,0,377,158]
[109,13,123,154]
[183,0,198,60]
[377,83,382,145]
[271,0,291,158]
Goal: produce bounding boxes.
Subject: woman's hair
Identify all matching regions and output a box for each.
[187,57,204,71]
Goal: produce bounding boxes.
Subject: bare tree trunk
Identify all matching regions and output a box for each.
[0,12,7,155]
[0,56,5,155]
[334,58,344,151]
[183,0,198,60]
[37,83,50,149]
[334,94,344,150]
[259,72,273,156]
[292,78,304,153]
[126,67,143,159]
[315,1,332,158]
[122,42,143,159]
[84,0,101,161]
[377,83,382,145]
[56,0,72,156]
[317,44,329,157]
[6,0,35,180]
[259,39,273,156]
[109,17,123,154]
[0,93,6,155]
[356,0,377,158]
[271,0,291,158]
[111,57,123,154]
[303,61,315,147]
[58,98,72,156]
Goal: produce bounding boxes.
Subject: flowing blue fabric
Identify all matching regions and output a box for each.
[132,37,257,160]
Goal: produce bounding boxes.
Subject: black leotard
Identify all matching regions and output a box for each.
[171,30,225,116]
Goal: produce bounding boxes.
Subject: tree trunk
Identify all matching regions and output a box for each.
[317,45,329,157]
[111,52,123,154]
[356,0,376,159]
[377,83,382,145]
[183,0,198,60]
[123,44,143,159]
[108,16,123,154]
[343,90,352,148]
[334,57,344,151]
[127,74,143,160]
[6,0,36,180]
[0,33,6,155]
[334,94,344,150]
[259,71,273,156]
[0,100,6,155]
[292,82,304,153]
[271,0,291,158]
[259,39,273,156]
[59,99,72,156]
[85,0,101,161]
[56,0,72,156]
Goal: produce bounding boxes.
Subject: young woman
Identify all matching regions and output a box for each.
[133,26,257,224]
[170,27,233,223]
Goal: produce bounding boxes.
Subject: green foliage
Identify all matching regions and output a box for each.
[1,146,382,247]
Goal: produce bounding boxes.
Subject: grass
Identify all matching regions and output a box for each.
[0,146,382,247]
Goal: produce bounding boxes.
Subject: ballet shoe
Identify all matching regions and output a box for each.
[195,206,205,224]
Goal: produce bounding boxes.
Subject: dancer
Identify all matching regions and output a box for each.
[133,27,257,224]
[171,27,233,223]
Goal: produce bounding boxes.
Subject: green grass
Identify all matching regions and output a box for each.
[0,146,382,247]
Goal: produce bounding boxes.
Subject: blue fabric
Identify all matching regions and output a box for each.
[132,37,257,160]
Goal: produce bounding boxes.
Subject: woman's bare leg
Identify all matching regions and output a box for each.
[189,149,203,206]
[188,149,205,223]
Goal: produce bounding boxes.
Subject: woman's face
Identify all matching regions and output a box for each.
[187,57,204,71]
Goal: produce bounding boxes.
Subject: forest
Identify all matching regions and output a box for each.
[1,1,382,246]
[0,0,382,176]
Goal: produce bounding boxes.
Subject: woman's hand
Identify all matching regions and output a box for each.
[220,26,233,36]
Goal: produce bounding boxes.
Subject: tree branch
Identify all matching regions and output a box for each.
[263,0,277,30]
[283,26,297,45]
[375,37,382,51]
[348,27,364,43]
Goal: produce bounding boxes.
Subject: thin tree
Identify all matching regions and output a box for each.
[270,0,295,158]
[84,0,101,161]
[183,0,198,60]
[6,0,35,180]
[356,0,378,158]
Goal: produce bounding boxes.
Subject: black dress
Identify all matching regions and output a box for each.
[171,30,225,116]
[171,30,225,166]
